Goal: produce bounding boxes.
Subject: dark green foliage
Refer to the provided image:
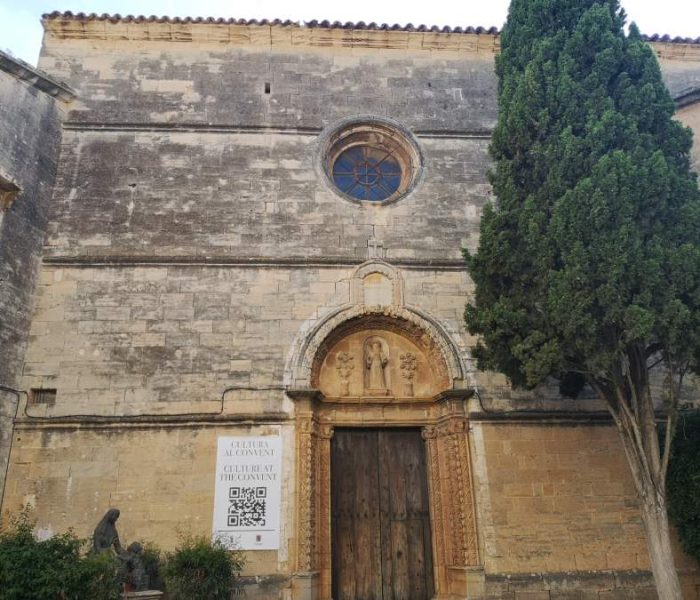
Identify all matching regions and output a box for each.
[558,371,587,398]
[140,542,165,591]
[0,509,120,600]
[465,0,700,391]
[667,412,700,562]
[164,534,245,600]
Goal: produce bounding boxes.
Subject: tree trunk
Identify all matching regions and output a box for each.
[607,394,684,600]
[638,492,684,600]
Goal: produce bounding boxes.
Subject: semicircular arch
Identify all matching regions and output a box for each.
[284,304,468,392]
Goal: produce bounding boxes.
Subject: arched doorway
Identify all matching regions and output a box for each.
[286,269,482,599]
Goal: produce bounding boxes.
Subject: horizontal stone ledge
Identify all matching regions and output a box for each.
[13,412,292,430]
[469,409,680,424]
[63,121,323,135]
[41,255,468,270]
[62,120,494,139]
[468,410,615,424]
[484,568,660,589]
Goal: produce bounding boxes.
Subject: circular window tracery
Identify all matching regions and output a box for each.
[332,146,402,201]
[321,117,423,205]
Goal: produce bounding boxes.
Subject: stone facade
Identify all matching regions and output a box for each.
[0,50,72,505]
[1,14,700,600]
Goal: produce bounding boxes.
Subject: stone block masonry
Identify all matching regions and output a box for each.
[1,16,699,600]
[0,50,73,503]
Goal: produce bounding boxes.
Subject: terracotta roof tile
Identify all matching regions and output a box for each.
[41,11,699,44]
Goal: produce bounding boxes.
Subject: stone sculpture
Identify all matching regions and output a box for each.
[399,352,417,396]
[121,542,149,592]
[364,337,390,394]
[335,351,355,396]
[92,507,124,556]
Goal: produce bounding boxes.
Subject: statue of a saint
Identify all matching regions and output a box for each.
[364,337,389,394]
[92,508,124,556]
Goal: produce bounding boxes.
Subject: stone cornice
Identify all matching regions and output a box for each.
[42,17,501,54]
[0,49,74,101]
[41,13,700,60]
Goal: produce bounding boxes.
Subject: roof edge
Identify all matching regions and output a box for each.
[41,11,500,35]
[40,11,700,45]
[0,49,74,101]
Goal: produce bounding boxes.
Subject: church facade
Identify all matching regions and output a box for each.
[1,12,700,599]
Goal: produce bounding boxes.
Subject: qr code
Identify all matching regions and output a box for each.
[228,486,267,527]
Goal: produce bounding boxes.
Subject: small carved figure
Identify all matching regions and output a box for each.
[364,337,390,394]
[121,542,150,592]
[335,352,355,396]
[400,352,418,396]
[92,508,124,556]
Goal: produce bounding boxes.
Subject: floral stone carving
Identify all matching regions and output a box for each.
[399,352,417,396]
[335,352,355,396]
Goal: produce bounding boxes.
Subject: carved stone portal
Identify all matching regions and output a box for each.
[288,295,477,599]
[289,390,479,600]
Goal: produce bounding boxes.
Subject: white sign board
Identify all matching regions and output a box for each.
[212,436,282,550]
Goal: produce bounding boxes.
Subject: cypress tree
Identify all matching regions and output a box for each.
[465,1,700,597]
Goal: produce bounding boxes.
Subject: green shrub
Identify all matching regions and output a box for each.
[667,411,700,563]
[0,508,120,600]
[140,542,165,591]
[164,534,244,600]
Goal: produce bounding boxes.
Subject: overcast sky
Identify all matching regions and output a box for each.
[1,0,699,66]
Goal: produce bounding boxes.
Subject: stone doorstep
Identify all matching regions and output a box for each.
[123,591,164,600]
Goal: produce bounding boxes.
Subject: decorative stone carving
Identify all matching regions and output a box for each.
[314,325,448,399]
[296,417,318,572]
[335,352,354,396]
[364,336,390,395]
[399,352,417,396]
[287,302,466,390]
[286,295,477,600]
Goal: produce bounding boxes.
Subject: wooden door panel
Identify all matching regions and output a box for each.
[332,429,434,600]
[332,430,382,600]
[379,430,434,600]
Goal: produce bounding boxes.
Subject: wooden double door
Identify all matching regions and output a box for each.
[331,429,435,600]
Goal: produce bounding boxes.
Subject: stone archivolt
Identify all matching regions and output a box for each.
[286,260,468,391]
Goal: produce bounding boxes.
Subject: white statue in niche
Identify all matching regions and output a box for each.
[364,336,390,395]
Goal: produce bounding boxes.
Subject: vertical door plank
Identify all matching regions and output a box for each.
[332,430,356,600]
[403,432,430,600]
[378,431,395,600]
[387,431,410,600]
[354,430,382,600]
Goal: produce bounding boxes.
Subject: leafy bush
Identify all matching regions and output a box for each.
[667,411,700,563]
[140,542,165,591]
[164,534,244,600]
[0,508,120,600]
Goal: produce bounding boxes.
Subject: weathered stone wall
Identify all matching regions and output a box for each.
[470,422,700,598]
[660,52,700,173]
[20,265,470,413]
[677,101,700,173]
[2,19,699,599]
[0,51,72,503]
[3,422,296,599]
